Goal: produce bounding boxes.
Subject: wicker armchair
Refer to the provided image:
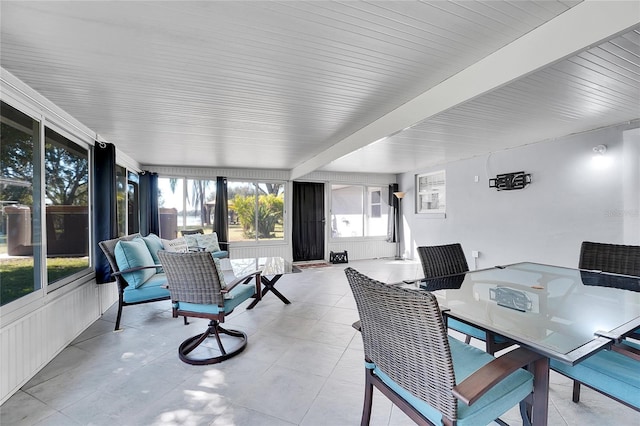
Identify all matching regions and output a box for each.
[553,241,640,409]
[345,267,540,426]
[417,244,513,354]
[157,251,260,365]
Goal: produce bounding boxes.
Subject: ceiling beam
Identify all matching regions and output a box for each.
[290,0,640,180]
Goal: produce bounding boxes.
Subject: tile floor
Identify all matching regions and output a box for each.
[1,259,638,425]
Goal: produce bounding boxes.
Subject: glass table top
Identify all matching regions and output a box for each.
[219,257,300,278]
[399,262,640,364]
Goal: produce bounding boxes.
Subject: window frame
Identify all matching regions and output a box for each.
[330,183,389,240]
[416,170,446,217]
[0,100,95,311]
[227,179,286,246]
[42,119,94,293]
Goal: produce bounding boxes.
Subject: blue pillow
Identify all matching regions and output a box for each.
[142,233,164,265]
[114,238,156,288]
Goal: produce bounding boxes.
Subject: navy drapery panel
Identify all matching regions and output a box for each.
[93,142,117,283]
[214,176,229,251]
[292,181,324,261]
[139,172,159,236]
[387,183,399,243]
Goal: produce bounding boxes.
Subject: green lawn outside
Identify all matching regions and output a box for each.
[0,257,89,306]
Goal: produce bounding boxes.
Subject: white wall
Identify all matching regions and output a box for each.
[399,122,640,270]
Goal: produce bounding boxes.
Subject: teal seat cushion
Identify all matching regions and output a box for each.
[449,318,510,344]
[175,283,255,314]
[114,238,156,288]
[550,344,640,409]
[211,250,229,259]
[123,273,170,303]
[368,336,533,426]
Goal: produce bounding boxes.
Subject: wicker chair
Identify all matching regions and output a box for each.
[157,251,260,365]
[578,241,640,276]
[552,241,640,409]
[417,244,513,354]
[345,267,540,426]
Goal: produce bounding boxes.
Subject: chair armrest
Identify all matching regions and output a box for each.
[222,271,261,293]
[452,347,542,406]
[611,341,640,361]
[112,265,162,276]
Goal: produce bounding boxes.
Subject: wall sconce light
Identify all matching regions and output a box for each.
[592,144,607,155]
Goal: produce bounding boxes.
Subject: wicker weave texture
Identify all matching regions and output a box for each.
[579,241,640,276]
[345,267,458,420]
[157,251,225,306]
[417,243,469,279]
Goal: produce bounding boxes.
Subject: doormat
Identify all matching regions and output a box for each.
[295,262,331,269]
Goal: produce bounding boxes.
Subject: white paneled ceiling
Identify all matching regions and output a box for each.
[1,1,638,177]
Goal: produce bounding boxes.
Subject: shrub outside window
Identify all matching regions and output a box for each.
[228,181,284,243]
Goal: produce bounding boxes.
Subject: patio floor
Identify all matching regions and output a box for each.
[1,259,637,425]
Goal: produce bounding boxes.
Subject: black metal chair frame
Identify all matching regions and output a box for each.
[98,233,170,331]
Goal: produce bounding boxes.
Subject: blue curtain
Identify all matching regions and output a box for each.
[93,142,117,283]
[214,176,229,251]
[139,171,159,236]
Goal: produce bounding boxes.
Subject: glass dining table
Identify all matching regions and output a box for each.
[218,257,301,309]
[398,262,640,426]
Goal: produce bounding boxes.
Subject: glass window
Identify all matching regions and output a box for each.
[1,101,42,305]
[416,171,446,214]
[158,177,183,239]
[116,165,127,237]
[44,127,90,286]
[331,184,364,237]
[185,178,216,233]
[127,172,139,235]
[331,184,389,238]
[366,186,388,236]
[228,180,284,242]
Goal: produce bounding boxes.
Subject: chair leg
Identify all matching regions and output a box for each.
[572,381,581,403]
[114,298,124,331]
[464,335,472,344]
[361,369,374,426]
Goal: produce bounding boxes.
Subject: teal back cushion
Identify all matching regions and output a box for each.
[142,233,164,264]
[114,238,156,288]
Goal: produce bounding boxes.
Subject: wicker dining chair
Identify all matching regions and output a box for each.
[157,250,260,365]
[345,267,540,426]
[554,241,640,408]
[578,241,640,276]
[417,244,513,354]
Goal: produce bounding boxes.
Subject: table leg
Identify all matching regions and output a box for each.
[246,274,290,309]
[528,357,550,426]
